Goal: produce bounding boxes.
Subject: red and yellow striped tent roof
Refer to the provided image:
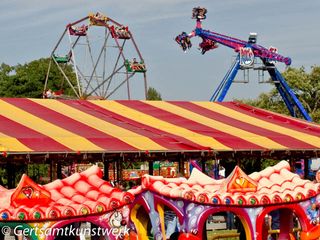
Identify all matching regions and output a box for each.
[0,98,320,154]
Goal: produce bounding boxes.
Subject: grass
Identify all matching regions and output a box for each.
[207,229,240,240]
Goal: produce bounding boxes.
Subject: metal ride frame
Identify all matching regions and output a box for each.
[175,7,311,121]
[44,12,147,100]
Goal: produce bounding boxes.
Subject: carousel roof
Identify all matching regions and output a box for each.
[132,161,320,206]
[0,166,133,221]
[0,98,320,154]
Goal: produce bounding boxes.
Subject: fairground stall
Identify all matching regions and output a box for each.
[0,98,320,239]
[0,165,135,240]
[129,161,320,240]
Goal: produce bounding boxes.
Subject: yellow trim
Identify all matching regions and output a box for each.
[238,215,252,240]
[144,101,286,150]
[91,101,231,151]
[130,205,149,240]
[0,132,32,152]
[31,99,166,151]
[195,102,320,148]
[0,100,102,152]
[156,204,166,240]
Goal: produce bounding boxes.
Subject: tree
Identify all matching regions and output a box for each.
[146,87,162,100]
[0,58,76,98]
[241,66,320,123]
[237,66,320,171]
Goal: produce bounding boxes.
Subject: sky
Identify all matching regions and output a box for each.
[0,0,319,101]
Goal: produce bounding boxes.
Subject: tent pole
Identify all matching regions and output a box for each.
[50,160,53,182]
[178,154,185,177]
[57,162,62,179]
[304,158,309,179]
[116,158,120,183]
[7,161,14,188]
[201,157,206,173]
[148,160,153,176]
[113,160,116,183]
[103,159,109,181]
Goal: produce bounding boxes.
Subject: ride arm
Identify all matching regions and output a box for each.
[195,28,291,65]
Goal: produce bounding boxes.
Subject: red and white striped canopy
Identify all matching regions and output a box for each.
[0,98,319,154]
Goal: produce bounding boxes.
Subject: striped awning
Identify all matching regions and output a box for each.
[0,98,319,154]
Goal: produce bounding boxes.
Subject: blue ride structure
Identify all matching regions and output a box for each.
[175,7,311,121]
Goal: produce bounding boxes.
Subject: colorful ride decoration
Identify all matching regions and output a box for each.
[175,7,312,121]
[128,161,320,240]
[199,38,218,55]
[68,24,88,36]
[89,12,108,26]
[45,11,147,100]
[175,32,192,52]
[125,59,147,73]
[0,166,134,239]
[52,53,71,64]
[110,25,131,39]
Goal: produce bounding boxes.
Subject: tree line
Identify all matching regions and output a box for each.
[242,66,320,123]
[1,58,319,122]
[0,58,162,100]
[1,58,319,182]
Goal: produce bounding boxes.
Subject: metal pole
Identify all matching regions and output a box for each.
[68,31,82,97]
[88,64,125,96]
[52,58,80,98]
[7,161,14,188]
[68,16,89,27]
[211,56,238,101]
[74,65,99,96]
[216,56,240,102]
[102,28,108,95]
[105,72,135,99]
[57,162,62,179]
[51,28,68,55]
[148,160,153,176]
[85,34,102,95]
[201,157,206,173]
[143,72,148,99]
[105,41,126,97]
[117,158,120,183]
[44,59,52,96]
[103,159,109,181]
[126,72,131,100]
[50,159,53,182]
[113,160,116,183]
[130,32,144,61]
[84,34,109,93]
[129,30,148,98]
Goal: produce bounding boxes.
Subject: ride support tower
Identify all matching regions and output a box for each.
[175,7,311,121]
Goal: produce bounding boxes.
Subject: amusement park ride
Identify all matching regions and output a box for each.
[175,7,312,121]
[44,12,147,100]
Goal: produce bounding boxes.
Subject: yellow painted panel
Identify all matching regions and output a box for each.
[144,101,286,150]
[195,102,320,148]
[0,132,32,152]
[91,101,231,151]
[32,99,166,151]
[0,100,102,152]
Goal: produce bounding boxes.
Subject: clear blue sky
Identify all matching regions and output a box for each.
[0,0,319,101]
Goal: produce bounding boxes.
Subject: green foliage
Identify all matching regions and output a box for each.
[240,66,320,123]
[0,163,50,187]
[146,87,162,100]
[261,159,279,170]
[27,164,50,183]
[219,157,280,176]
[0,58,77,98]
